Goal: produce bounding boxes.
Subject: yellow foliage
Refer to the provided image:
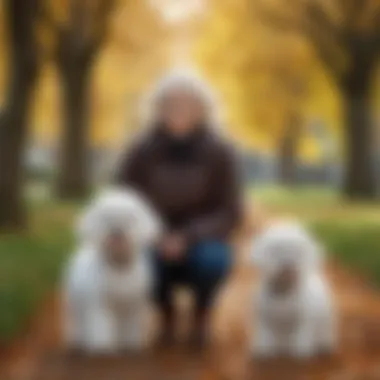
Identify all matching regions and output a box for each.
[193,0,342,159]
[0,0,170,148]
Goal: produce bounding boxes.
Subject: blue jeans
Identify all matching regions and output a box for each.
[153,241,231,315]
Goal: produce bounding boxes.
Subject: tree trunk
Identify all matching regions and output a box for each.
[278,113,302,185]
[55,60,92,199]
[53,0,114,200]
[342,60,377,199]
[0,0,39,230]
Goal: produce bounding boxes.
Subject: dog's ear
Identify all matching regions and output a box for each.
[308,240,325,269]
[132,193,163,247]
[76,203,101,244]
[250,234,267,268]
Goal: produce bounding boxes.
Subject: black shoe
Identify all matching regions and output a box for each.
[155,328,176,350]
[188,308,211,352]
[188,326,209,353]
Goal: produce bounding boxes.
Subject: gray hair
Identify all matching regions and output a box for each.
[140,70,222,128]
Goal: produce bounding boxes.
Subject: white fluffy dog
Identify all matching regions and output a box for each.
[63,188,162,354]
[251,222,336,359]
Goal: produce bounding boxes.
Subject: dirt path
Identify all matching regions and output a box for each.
[204,261,380,380]
[2,261,380,380]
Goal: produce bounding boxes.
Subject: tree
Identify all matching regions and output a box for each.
[254,0,380,198]
[270,57,309,184]
[194,2,312,181]
[90,0,170,147]
[43,0,116,199]
[247,38,310,184]
[40,0,169,198]
[277,112,302,184]
[0,0,42,229]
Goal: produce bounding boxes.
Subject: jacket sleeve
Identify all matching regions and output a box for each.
[183,144,243,243]
[114,141,144,189]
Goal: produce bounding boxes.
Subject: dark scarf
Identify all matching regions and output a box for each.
[153,123,210,161]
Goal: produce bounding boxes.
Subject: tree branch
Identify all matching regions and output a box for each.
[39,0,64,34]
[302,23,345,83]
[254,0,345,85]
[304,1,344,45]
[5,0,41,68]
[344,0,367,28]
[89,0,116,52]
[69,0,91,54]
[369,0,380,39]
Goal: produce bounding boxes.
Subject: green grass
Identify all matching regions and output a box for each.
[252,185,380,284]
[0,201,78,343]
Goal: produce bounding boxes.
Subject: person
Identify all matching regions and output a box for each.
[116,72,242,348]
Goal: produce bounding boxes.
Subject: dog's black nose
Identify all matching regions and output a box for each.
[270,266,298,295]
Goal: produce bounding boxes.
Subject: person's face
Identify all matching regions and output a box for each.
[158,88,204,137]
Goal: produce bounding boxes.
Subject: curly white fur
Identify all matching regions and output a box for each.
[251,222,337,359]
[63,187,162,353]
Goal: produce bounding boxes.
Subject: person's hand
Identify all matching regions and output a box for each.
[159,233,187,261]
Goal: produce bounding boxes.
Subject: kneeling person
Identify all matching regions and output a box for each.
[116,72,243,348]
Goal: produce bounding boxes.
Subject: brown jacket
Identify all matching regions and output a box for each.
[116,126,242,243]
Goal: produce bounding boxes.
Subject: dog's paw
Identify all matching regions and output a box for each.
[253,341,278,359]
[64,346,85,359]
[84,339,118,356]
[252,329,279,359]
[121,336,148,352]
[290,339,316,360]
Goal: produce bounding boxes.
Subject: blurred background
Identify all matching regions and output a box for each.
[0,0,379,358]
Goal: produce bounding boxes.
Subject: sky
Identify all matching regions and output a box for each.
[151,0,205,24]
[149,0,206,66]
